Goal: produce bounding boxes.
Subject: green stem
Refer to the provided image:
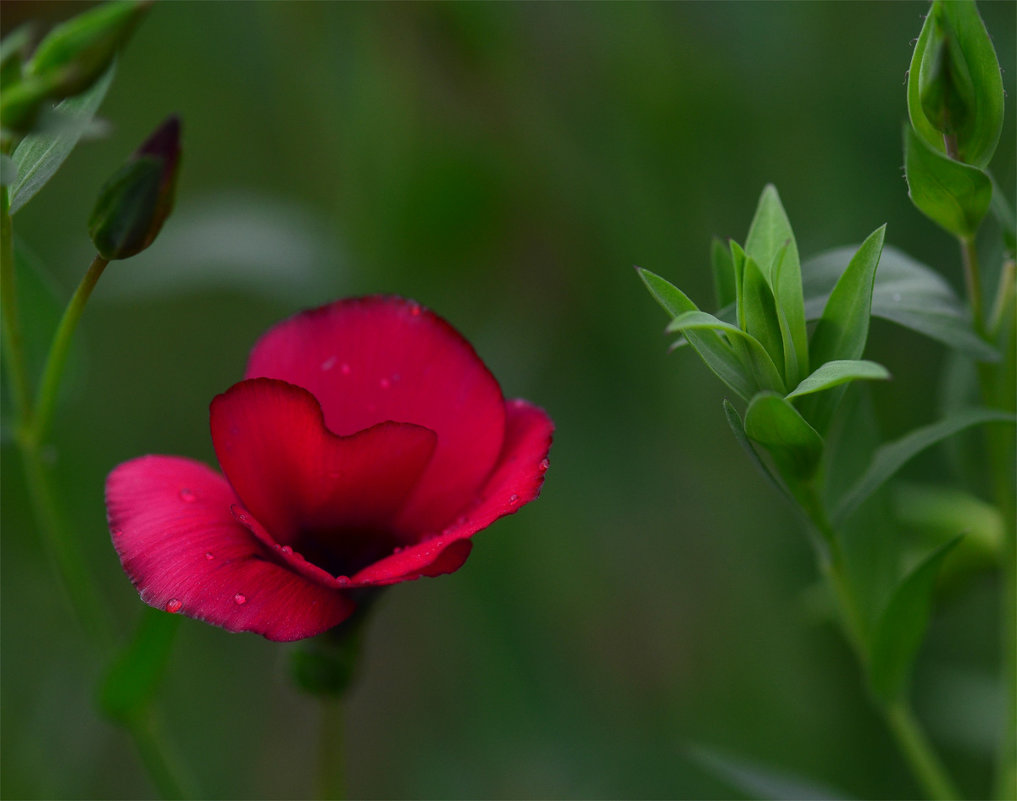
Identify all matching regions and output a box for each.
[316,696,345,800]
[959,235,984,337]
[126,709,195,800]
[1,184,33,425]
[27,252,109,447]
[885,702,963,801]
[18,435,116,651]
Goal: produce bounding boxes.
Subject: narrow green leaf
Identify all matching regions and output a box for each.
[869,537,962,702]
[802,245,998,361]
[9,60,115,214]
[809,225,886,367]
[744,391,824,482]
[99,607,180,722]
[787,360,890,400]
[730,239,747,327]
[833,407,1015,526]
[744,185,809,385]
[904,125,992,239]
[711,237,736,309]
[770,242,805,388]
[639,268,756,400]
[668,310,785,394]
[723,399,795,505]
[739,255,784,379]
[686,744,854,801]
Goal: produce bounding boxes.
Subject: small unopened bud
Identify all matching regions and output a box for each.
[26,0,149,99]
[918,12,973,136]
[88,115,181,260]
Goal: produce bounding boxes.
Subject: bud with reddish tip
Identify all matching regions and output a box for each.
[88,115,181,260]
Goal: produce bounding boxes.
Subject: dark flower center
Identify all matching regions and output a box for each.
[294,525,403,579]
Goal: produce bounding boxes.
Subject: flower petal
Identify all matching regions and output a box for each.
[243,296,507,534]
[210,379,437,572]
[349,399,553,586]
[106,455,354,641]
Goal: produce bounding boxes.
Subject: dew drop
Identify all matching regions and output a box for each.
[165,599,182,614]
[234,593,247,605]
[230,504,248,523]
[281,545,293,555]
[336,576,351,586]
[409,304,421,316]
[509,494,520,504]
[111,528,123,537]
[179,488,196,502]
[205,552,215,560]
[379,377,391,390]
[539,458,550,471]
[340,363,351,375]
[320,355,337,371]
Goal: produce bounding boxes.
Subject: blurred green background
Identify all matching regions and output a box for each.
[2,2,1015,798]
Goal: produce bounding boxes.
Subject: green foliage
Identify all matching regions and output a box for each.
[833,407,1016,526]
[907,0,1004,168]
[99,608,180,723]
[722,399,795,505]
[9,62,115,215]
[744,185,808,387]
[744,391,823,483]
[802,245,998,361]
[26,0,149,99]
[904,124,992,239]
[868,538,962,702]
[710,237,735,309]
[786,360,890,401]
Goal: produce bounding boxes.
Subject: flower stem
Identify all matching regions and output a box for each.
[885,702,962,801]
[316,696,345,800]
[1,184,33,425]
[126,709,195,800]
[27,253,109,447]
[959,236,984,337]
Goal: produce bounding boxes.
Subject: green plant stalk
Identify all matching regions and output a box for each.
[885,702,963,801]
[27,252,109,447]
[317,696,345,800]
[126,709,194,800]
[800,482,961,800]
[1,184,33,425]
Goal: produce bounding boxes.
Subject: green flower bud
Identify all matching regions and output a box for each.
[918,10,974,136]
[88,115,181,260]
[26,0,149,99]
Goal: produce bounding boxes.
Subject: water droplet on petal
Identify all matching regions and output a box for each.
[234,593,247,605]
[205,552,214,560]
[340,363,351,375]
[509,494,520,504]
[281,545,292,555]
[230,504,249,523]
[179,488,196,502]
[111,528,122,537]
[410,304,421,316]
[336,576,351,586]
[539,458,550,471]
[165,599,182,613]
[321,355,337,371]
[379,377,391,390]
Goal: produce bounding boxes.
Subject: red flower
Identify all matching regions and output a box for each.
[106,296,553,641]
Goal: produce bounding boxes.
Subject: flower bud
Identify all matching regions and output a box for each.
[917,13,973,137]
[26,0,149,99]
[88,115,181,260]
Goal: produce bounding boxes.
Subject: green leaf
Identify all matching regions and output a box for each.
[904,124,992,239]
[744,391,824,482]
[990,176,1016,258]
[667,310,785,395]
[868,537,962,702]
[711,237,736,309]
[686,744,854,801]
[809,226,886,367]
[907,0,1004,168]
[786,360,890,400]
[802,245,998,361]
[639,268,756,401]
[739,255,784,379]
[9,60,115,215]
[99,607,180,722]
[744,185,809,385]
[723,399,795,506]
[833,407,1015,526]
